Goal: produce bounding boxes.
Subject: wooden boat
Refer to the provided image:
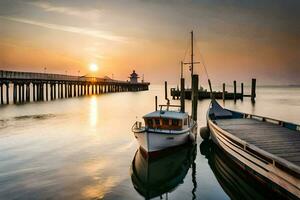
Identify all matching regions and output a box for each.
[130,144,196,199]
[207,100,300,199]
[132,104,197,153]
[200,140,294,199]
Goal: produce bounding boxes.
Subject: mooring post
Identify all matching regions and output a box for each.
[251,78,256,103]
[191,74,199,121]
[222,83,225,101]
[5,83,9,104]
[233,80,237,101]
[241,83,244,101]
[180,78,185,113]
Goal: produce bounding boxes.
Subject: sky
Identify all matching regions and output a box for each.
[0,0,299,85]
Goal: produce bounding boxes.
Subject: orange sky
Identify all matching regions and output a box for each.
[0,0,299,85]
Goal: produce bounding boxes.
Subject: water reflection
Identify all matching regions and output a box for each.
[130,144,197,199]
[200,140,285,200]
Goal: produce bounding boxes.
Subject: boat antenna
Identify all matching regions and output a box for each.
[165,81,170,110]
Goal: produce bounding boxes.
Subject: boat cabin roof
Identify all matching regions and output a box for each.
[143,110,188,120]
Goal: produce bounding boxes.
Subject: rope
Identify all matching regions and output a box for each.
[194,36,214,99]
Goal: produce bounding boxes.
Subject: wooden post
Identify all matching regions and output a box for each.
[222,83,225,101]
[180,78,185,113]
[13,83,17,104]
[164,81,170,109]
[6,83,9,104]
[241,83,244,100]
[233,80,236,101]
[0,83,3,105]
[251,78,256,103]
[33,83,36,101]
[18,84,21,103]
[155,96,158,111]
[26,83,30,102]
[191,74,198,121]
[21,84,24,102]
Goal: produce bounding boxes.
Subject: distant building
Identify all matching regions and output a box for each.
[129,70,139,83]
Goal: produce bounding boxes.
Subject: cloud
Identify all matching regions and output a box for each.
[28,1,101,18]
[0,16,127,42]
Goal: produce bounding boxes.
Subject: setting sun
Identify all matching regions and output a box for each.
[89,63,98,72]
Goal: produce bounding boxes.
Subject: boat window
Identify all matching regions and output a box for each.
[147,119,153,126]
[184,118,187,125]
[155,119,160,126]
[162,118,169,126]
[172,119,179,126]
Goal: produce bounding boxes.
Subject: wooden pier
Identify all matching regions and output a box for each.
[0,70,149,105]
[171,79,256,102]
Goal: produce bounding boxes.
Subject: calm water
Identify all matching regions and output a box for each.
[0,85,299,199]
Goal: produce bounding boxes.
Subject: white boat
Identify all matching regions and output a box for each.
[132,105,197,153]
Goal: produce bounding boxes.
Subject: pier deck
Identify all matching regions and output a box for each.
[215,118,300,166]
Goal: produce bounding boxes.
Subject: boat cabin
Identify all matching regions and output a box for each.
[143,110,190,130]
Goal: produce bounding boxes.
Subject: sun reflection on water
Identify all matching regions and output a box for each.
[90,96,98,127]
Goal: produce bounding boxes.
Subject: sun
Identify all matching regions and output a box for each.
[89,63,98,72]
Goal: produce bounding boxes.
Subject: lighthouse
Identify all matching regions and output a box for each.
[129,70,139,83]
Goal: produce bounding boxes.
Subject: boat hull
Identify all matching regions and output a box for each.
[207,118,300,199]
[134,125,196,153]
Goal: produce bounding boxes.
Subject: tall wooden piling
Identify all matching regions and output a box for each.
[180,78,185,113]
[222,83,225,101]
[191,75,198,120]
[251,78,256,103]
[241,83,244,100]
[233,80,237,101]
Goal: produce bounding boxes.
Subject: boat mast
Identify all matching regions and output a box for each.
[191,30,194,78]
[183,30,199,88]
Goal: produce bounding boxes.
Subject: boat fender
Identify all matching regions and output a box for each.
[200,126,210,140]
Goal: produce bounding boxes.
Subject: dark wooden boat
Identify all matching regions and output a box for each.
[207,100,300,198]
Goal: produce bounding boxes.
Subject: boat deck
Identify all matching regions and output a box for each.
[215,118,300,166]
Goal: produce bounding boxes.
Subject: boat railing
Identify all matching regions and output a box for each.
[132,121,144,131]
[229,110,300,132]
[159,104,181,112]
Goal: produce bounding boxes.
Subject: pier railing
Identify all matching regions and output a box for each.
[0,70,135,84]
[0,70,150,105]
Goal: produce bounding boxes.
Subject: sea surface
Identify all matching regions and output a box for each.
[0,85,299,199]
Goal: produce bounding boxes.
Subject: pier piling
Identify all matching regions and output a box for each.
[180,78,185,113]
[0,83,3,105]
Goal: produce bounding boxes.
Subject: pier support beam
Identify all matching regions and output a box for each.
[6,83,9,104]
[0,83,3,105]
[13,83,17,104]
[26,83,30,102]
